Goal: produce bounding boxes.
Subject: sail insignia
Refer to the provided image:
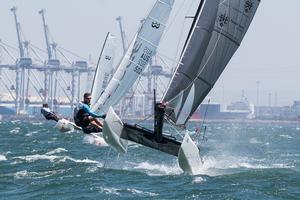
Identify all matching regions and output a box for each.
[163,0,260,125]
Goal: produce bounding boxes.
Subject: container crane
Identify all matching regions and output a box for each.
[11,6,32,114]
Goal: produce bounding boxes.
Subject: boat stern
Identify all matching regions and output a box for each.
[54,119,74,132]
[102,106,128,153]
[178,132,202,175]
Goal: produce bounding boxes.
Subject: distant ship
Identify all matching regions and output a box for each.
[191,96,254,121]
[0,106,15,115]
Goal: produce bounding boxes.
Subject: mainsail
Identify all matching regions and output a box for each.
[163,0,260,125]
[92,0,174,114]
[91,33,116,106]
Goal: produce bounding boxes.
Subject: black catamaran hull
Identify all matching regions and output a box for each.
[121,123,181,157]
[102,106,203,174]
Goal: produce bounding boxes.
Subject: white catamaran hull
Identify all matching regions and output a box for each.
[102,107,128,153]
[103,106,202,174]
[54,119,77,132]
[55,119,107,145]
[178,133,202,175]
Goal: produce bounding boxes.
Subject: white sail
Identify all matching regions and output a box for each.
[92,0,174,114]
[91,33,116,106]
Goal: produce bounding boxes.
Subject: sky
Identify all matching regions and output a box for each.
[0,0,300,106]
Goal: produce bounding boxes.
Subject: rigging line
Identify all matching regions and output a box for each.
[58,46,87,60]
[24,70,44,101]
[120,76,142,117]
[57,72,70,88]
[174,0,200,61]
[195,98,210,143]
[2,69,14,86]
[156,76,167,97]
[164,117,184,139]
[30,43,48,54]
[56,48,72,64]
[136,114,154,125]
[0,40,19,51]
[31,70,44,90]
[29,46,44,63]
[103,147,112,168]
[0,76,16,100]
[161,0,189,40]
[162,0,229,105]
[156,53,180,71]
[56,79,72,103]
[0,44,16,62]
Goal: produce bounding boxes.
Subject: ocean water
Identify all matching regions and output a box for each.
[0,120,299,199]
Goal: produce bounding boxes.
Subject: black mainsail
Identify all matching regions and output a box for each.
[163,0,260,125]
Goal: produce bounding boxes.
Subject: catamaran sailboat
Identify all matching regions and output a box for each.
[93,0,261,174]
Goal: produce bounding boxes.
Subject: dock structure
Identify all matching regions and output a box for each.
[0,7,95,115]
[0,9,173,117]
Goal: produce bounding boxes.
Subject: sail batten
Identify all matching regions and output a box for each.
[93,0,175,114]
[163,0,260,125]
[90,33,116,106]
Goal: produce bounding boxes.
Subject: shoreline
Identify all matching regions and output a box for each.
[1,115,299,125]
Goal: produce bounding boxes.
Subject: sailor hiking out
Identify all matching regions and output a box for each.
[74,92,106,134]
[41,103,60,122]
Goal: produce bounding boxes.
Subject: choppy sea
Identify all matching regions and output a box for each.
[0,120,299,199]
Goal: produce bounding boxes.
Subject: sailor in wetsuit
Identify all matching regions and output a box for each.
[74,92,106,134]
[41,103,60,122]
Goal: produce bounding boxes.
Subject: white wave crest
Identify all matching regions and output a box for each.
[98,187,121,195]
[133,161,182,176]
[46,148,68,155]
[192,176,206,183]
[194,154,294,176]
[126,188,158,196]
[9,127,20,134]
[13,154,100,165]
[249,137,262,144]
[83,134,108,147]
[31,122,43,125]
[14,169,65,179]
[97,187,157,197]
[0,155,7,161]
[279,134,293,139]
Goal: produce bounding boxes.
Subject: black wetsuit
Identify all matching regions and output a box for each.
[74,102,105,134]
[41,107,59,122]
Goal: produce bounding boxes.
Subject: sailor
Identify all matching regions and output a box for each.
[41,103,60,122]
[74,92,106,134]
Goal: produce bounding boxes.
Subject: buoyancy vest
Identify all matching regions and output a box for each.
[73,103,90,127]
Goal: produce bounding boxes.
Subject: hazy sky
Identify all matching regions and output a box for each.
[0,0,300,106]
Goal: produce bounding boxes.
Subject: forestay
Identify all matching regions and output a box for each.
[163,0,260,125]
[91,33,116,106]
[92,0,174,114]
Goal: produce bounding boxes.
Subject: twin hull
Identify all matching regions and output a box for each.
[103,107,202,175]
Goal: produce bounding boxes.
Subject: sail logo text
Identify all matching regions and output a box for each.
[105,56,112,60]
[102,72,110,90]
[151,21,160,29]
[218,14,229,27]
[244,1,253,13]
[134,46,153,74]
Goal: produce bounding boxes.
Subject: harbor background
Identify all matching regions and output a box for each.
[1,0,300,122]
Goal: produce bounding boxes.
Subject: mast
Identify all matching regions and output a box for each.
[39,9,52,60]
[180,0,205,57]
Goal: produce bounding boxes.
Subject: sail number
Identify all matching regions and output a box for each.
[152,21,160,29]
[134,47,153,74]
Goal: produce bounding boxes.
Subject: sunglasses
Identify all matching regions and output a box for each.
[85,97,92,100]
